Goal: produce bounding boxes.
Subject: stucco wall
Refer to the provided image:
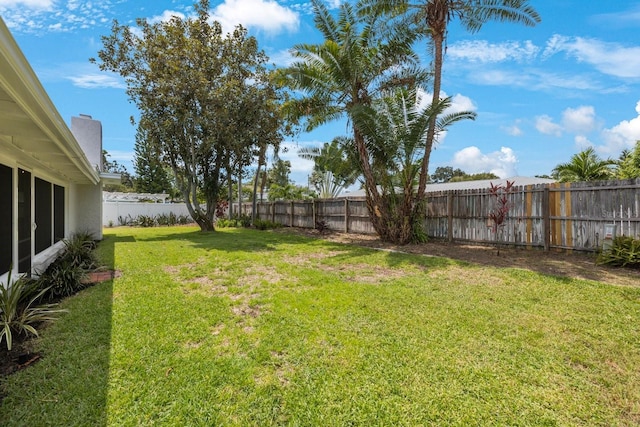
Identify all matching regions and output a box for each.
[71,183,103,239]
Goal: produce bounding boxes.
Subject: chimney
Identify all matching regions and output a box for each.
[71,114,103,172]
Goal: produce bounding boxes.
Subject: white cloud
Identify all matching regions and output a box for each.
[501,124,523,136]
[0,0,52,8]
[600,100,640,153]
[448,93,477,114]
[67,73,125,89]
[574,135,593,150]
[0,0,114,33]
[106,150,134,162]
[448,40,539,63]
[268,49,295,67]
[452,146,518,178]
[562,105,596,133]
[543,34,640,79]
[211,0,299,34]
[535,115,563,137]
[148,10,187,24]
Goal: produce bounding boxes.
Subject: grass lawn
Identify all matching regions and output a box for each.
[1,226,639,426]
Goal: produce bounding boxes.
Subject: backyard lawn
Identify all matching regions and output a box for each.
[1,226,639,426]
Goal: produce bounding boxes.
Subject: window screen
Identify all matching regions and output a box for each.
[35,177,52,254]
[0,164,12,275]
[54,185,65,242]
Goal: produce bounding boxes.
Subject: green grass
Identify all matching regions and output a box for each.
[1,226,639,426]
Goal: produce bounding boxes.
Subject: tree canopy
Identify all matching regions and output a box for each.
[91,0,284,231]
[551,147,617,182]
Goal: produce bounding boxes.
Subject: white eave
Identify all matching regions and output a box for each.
[100,172,122,185]
[0,18,99,185]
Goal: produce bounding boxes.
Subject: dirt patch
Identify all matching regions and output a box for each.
[318,262,410,284]
[277,228,639,287]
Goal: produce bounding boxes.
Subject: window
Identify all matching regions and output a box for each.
[54,185,65,242]
[35,177,52,254]
[18,169,31,273]
[0,164,12,276]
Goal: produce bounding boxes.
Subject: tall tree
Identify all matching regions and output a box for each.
[363,0,540,200]
[91,1,277,231]
[551,147,616,182]
[133,127,173,194]
[278,0,427,242]
[353,86,475,242]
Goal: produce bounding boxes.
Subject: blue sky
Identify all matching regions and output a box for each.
[2,0,640,187]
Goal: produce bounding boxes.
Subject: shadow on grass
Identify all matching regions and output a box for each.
[131,227,315,253]
[0,235,115,426]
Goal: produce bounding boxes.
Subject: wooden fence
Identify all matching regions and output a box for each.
[241,178,640,252]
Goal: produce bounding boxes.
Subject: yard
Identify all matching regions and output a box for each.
[1,226,639,426]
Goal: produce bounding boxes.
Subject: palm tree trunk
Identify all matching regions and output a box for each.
[417,29,444,200]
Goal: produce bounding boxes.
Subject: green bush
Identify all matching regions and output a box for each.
[0,270,64,351]
[254,219,282,230]
[38,232,98,301]
[216,218,240,228]
[597,236,640,268]
[136,215,157,227]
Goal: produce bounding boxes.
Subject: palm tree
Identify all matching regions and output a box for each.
[298,136,360,194]
[352,86,475,242]
[278,0,428,241]
[617,141,640,179]
[362,0,540,198]
[552,147,617,182]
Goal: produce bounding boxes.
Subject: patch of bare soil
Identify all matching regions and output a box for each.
[278,228,639,287]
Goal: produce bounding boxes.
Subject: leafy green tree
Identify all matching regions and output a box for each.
[92,1,278,231]
[268,183,315,201]
[133,128,173,194]
[617,141,640,179]
[430,166,466,183]
[267,159,292,188]
[278,0,426,242]
[551,147,616,182]
[450,172,500,182]
[364,0,540,200]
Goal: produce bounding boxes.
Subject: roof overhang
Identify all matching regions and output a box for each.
[100,172,122,185]
[0,18,99,185]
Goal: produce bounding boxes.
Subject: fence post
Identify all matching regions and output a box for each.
[344,198,349,233]
[290,201,294,227]
[312,199,316,228]
[447,192,454,242]
[271,202,275,223]
[543,187,550,252]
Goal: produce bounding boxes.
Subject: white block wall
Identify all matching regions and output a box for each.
[103,202,191,226]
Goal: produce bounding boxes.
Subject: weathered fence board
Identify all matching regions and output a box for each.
[246,178,640,252]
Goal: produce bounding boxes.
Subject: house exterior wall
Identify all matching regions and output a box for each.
[0,19,105,283]
[72,183,104,240]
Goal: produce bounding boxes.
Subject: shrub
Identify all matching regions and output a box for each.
[38,232,98,301]
[238,214,252,228]
[137,215,157,227]
[118,214,135,226]
[597,236,640,268]
[0,270,64,351]
[254,219,281,230]
[315,220,329,233]
[216,218,240,228]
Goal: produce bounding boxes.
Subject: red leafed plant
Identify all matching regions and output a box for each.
[488,180,515,255]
